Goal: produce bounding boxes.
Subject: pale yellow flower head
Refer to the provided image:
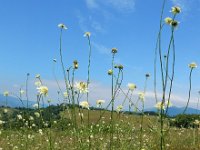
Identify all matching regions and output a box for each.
[189,62,197,69]
[108,69,113,75]
[193,119,200,125]
[34,112,40,118]
[3,109,8,113]
[84,32,91,37]
[127,83,136,91]
[75,82,88,93]
[20,90,25,95]
[116,105,123,113]
[155,101,172,110]
[155,102,165,110]
[33,104,39,109]
[96,100,105,106]
[37,86,48,96]
[171,6,181,14]
[17,114,23,120]
[80,101,89,109]
[111,48,118,54]
[3,91,9,97]
[58,23,67,29]
[63,91,68,98]
[35,81,42,87]
[165,17,173,25]
[138,92,145,101]
[35,74,40,78]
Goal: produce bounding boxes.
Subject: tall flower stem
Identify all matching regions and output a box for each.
[183,68,193,114]
[139,75,149,149]
[110,53,115,149]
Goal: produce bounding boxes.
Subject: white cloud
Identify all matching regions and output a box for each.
[92,42,110,55]
[106,0,135,12]
[86,0,99,9]
[76,12,105,34]
[86,0,135,12]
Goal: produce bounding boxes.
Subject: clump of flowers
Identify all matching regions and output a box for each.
[75,82,88,93]
[80,101,89,109]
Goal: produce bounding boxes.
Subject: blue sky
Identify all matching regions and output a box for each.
[1,0,200,109]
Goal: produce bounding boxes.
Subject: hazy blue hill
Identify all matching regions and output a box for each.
[0,94,36,108]
[145,106,200,116]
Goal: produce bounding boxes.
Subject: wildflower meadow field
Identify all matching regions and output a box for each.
[0,0,200,150]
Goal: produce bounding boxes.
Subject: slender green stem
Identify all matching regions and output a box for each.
[183,68,193,114]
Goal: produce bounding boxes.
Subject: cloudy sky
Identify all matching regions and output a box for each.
[0,0,200,109]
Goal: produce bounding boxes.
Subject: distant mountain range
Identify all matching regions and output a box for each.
[145,106,200,116]
[0,94,36,108]
[1,94,200,116]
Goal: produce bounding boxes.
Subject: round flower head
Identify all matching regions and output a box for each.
[35,81,42,87]
[116,105,123,113]
[80,101,89,109]
[3,109,8,113]
[84,32,91,37]
[108,69,113,75]
[35,74,40,78]
[127,83,136,91]
[171,6,181,14]
[3,91,9,97]
[145,73,150,78]
[165,17,173,25]
[118,64,124,70]
[58,23,67,30]
[33,104,39,109]
[189,62,197,69]
[111,48,118,54]
[96,100,105,107]
[171,20,179,28]
[63,91,68,98]
[34,112,40,118]
[17,114,23,120]
[37,86,48,96]
[194,120,200,125]
[73,60,79,69]
[138,92,145,101]
[155,102,165,110]
[75,82,88,93]
[20,90,25,95]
